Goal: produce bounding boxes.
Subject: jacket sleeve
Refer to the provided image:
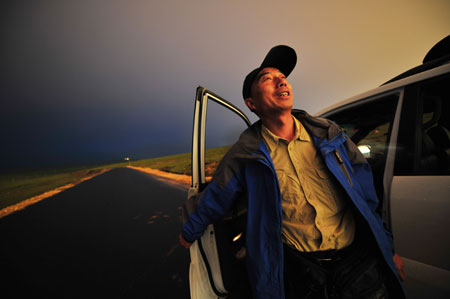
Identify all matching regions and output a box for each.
[344,137,394,244]
[182,161,245,243]
[345,138,379,211]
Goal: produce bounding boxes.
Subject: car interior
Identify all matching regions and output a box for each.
[420,80,450,173]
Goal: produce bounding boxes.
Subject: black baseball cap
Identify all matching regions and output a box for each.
[242,45,297,99]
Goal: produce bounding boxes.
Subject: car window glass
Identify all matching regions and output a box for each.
[324,94,399,202]
[417,76,450,174]
[204,100,249,180]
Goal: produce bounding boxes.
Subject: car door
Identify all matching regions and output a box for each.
[186,86,251,298]
[390,73,450,298]
[320,73,450,298]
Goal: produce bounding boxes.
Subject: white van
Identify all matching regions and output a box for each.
[186,35,450,298]
[315,35,450,298]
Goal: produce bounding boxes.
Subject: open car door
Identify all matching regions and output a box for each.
[184,87,251,298]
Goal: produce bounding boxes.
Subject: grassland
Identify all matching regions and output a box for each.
[0,145,230,211]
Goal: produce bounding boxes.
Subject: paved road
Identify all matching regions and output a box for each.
[0,167,190,298]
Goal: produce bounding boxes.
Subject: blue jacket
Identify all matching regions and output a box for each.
[183,110,405,298]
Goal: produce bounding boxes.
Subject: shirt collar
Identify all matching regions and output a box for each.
[296,116,311,142]
[261,116,311,152]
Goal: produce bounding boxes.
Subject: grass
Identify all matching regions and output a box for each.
[0,145,231,211]
[0,169,104,210]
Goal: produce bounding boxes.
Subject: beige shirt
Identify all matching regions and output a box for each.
[261,116,355,252]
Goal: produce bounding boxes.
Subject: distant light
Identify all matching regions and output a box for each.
[124,157,130,161]
[232,232,243,242]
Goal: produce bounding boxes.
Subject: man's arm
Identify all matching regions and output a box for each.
[179,233,192,248]
[393,253,406,281]
[181,169,245,244]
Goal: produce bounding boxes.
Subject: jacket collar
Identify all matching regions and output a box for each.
[237,109,341,154]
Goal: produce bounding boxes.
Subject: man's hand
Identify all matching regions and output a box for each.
[393,253,406,281]
[179,233,192,249]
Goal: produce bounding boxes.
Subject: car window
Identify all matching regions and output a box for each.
[418,76,450,174]
[322,94,400,202]
[395,74,450,175]
[204,101,249,180]
[190,87,250,193]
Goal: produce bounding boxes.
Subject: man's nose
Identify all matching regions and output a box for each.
[277,77,287,87]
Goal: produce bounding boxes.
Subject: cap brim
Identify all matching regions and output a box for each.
[243,45,297,99]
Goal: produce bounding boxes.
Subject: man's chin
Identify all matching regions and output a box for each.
[274,105,294,115]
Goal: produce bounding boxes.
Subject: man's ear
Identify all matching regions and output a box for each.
[244,97,256,111]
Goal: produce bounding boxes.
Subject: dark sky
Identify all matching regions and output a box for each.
[2,0,449,169]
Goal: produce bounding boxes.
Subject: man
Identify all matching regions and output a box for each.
[180,45,405,298]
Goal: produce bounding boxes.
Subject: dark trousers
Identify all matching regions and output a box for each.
[283,241,388,299]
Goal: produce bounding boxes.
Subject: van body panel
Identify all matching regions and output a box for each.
[390,175,450,270]
[401,257,450,299]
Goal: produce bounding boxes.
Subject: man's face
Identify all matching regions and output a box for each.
[245,67,293,118]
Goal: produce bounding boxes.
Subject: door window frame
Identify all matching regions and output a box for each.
[190,86,251,196]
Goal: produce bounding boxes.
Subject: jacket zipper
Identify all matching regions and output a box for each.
[256,152,284,238]
[334,149,353,187]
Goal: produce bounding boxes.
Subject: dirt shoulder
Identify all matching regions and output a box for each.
[126,166,192,191]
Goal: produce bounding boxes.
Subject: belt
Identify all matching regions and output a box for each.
[284,242,356,265]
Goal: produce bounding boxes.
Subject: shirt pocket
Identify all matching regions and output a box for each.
[276,170,300,199]
[314,168,345,215]
[276,170,302,218]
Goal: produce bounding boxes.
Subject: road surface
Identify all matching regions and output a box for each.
[0,167,190,298]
